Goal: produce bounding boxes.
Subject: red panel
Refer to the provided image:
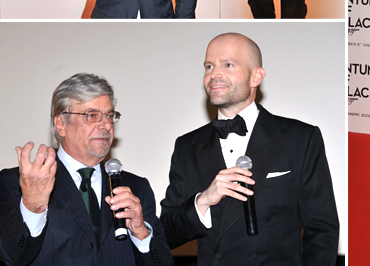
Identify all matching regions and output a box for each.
[349,132,370,264]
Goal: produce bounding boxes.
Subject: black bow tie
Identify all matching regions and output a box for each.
[212,114,248,139]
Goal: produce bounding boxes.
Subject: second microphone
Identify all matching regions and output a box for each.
[105,158,128,240]
[236,155,258,236]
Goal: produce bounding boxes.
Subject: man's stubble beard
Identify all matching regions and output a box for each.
[88,132,112,158]
[207,86,252,110]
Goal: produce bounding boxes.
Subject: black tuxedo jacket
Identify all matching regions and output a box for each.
[91,0,174,18]
[160,104,339,266]
[0,157,173,266]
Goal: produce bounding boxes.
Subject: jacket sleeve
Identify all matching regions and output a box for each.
[299,127,339,265]
[160,138,209,249]
[0,168,46,266]
[174,0,197,18]
[131,177,174,265]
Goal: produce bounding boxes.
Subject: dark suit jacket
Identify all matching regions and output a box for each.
[174,0,197,18]
[160,104,339,266]
[0,158,173,266]
[91,0,174,18]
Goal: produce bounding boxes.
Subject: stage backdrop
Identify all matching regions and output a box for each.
[0,22,345,255]
[348,0,370,133]
[0,0,344,18]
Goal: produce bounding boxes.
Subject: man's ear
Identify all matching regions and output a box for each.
[250,67,266,87]
[54,115,66,138]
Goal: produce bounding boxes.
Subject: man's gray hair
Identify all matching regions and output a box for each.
[51,73,116,148]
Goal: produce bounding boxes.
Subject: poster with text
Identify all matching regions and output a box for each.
[348,0,370,133]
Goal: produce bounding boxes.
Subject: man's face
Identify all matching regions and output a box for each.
[57,95,114,166]
[203,36,255,115]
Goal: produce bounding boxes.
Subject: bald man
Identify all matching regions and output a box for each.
[160,33,339,266]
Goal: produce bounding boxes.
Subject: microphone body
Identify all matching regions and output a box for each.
[105,159,127,240]
[236,156,258,236]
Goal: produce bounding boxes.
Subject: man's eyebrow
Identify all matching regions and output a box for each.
[204,59,238,66]
[83,108,114,112]
[219,58,237,64]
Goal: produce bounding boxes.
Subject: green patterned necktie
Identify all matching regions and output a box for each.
[77,167,101,242]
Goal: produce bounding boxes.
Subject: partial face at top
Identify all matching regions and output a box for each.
[203,34,265,117]
[54,95,114,166]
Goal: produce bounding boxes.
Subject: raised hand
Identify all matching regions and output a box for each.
[16,141,57,213]
[196,166,255,216]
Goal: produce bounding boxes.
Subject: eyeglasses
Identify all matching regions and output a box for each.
[62,111,121,123]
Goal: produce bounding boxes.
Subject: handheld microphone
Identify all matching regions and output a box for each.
[105,158,127,240]
[236,156,258,236]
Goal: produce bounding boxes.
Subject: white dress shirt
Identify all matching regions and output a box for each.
[195,102,260,228]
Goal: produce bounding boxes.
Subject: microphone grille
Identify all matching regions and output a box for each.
[236,156,252,170]
[105,158,123,174]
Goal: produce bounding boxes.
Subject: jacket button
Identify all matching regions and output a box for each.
[18,235,26,247]
[251,253,258,260]
[153,250,161,263]
[265,217,271,223]
[214,253,222,259]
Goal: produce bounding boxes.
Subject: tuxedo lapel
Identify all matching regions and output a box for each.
[192,123,245,245]
[193,123,226,189]
[193,124,237,244]
[217,105,289,243]
[52,158,97,245]
[245,105,289,195]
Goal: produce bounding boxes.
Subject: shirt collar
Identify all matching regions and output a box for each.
[57,144,101,180]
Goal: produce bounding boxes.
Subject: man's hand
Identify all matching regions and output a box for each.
[105,187,149,240]
[16,141,57,213]
[196,166,255,216]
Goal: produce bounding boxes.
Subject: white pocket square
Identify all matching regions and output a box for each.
[266,170,291,178]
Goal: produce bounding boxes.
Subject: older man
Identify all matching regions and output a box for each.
[0,73,173,265]
[160,33,339,265]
